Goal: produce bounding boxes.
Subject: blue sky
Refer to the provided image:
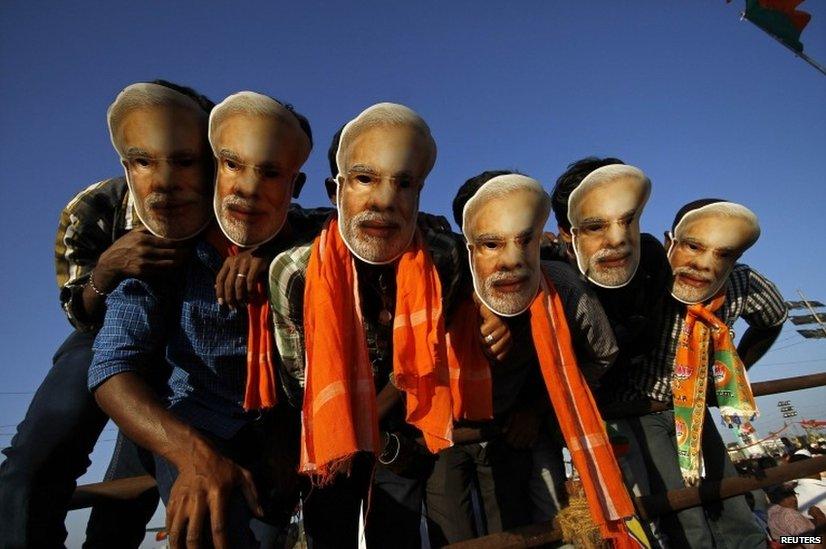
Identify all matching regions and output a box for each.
[1,1,824,546]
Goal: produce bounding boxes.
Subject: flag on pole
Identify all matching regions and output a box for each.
[743,0,812,52]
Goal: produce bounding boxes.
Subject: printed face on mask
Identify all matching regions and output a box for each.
[117,104,212,240]
[569,176,647,288]
[337,125,428,264]
[212,113,304,247]
[466,187,544,316]
[668,213,754,304]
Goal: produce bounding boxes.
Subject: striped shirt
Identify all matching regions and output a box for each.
[54,177,137,330]
[483,260,619,423]
[268,223,465,409]
[607,264,788,404]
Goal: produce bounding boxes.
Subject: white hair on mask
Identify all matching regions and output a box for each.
[208,91,311,161]
[107,82,206,158]
[461,174,551,239]
[567,164,651,228]
[674,201,761,250]
[335,102,437,179]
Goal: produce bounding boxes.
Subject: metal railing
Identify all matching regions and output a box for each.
[70,372,826,547]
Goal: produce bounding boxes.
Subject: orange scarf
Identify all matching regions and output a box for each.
[300,217,454,481]
[672,292,757,486]
[446,297,493,421]
[531,272,639,547]
[206,228,277,411]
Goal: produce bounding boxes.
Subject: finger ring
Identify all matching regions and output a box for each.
[485,334,495,344]
[236,273,247,278]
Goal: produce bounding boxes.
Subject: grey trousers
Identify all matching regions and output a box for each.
[611,409,765,549]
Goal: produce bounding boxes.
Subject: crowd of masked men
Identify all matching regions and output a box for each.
[0,80,794,549]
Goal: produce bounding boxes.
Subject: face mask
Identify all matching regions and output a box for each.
[566,164,651,289]
[667,202,759,304]
[110,83,212,241]
[334,103,433,265]
[463,174,549,317]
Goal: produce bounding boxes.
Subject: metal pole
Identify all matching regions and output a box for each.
[635,455,826,520]
[448,457,826,547]
[69,474,156,510]
[797,289,826,338]
[742,14,826,77]
[601,372,826,420]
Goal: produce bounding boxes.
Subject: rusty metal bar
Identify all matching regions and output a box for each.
[636,454,826,520]
[448,457,826,548]
[601,371,826,419]
[751,371,826,397]
[69,474,157,510]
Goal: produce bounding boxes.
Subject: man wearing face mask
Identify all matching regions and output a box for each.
[0,80,215,549]
[424,171,625,545]
[550,159,674,545]
[625,199,786,548]
[88,91,317,548]
[551,159,672,396]
[269,103,468,548]
[434,172,641,546]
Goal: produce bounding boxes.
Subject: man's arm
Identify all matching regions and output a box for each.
[94,373,260,549]
[739,267,789,370]
[738,324,782,369]
[56,179,189,329]
[79,229,189,323]
[543,261,618,386]
[89,279,259,549]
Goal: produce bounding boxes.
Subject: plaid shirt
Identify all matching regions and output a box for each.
[606,264,788,404]
[483,260,618,424]
[268,223,465,408]
[55,177,138,331]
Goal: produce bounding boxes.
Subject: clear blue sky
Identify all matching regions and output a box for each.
[1,2,824,546]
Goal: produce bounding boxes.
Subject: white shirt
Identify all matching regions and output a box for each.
[795,477,826,519]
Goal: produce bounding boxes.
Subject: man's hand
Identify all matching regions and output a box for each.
[166,441,262,549]
[478,302,512,362]
[95,373,262,548]
[214,248,270,309]
[80,228,191,323]
[503,409,542,449]
[810,505,826,526]
[95,227,191,293]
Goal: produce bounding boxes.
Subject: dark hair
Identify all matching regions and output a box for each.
[789,453,811,464]
[279,102,313,150]
[671,199,726,233]
[765,483,797,504]
[757,456,778,470]
[551,156,625,231]
[150,79,215,113]
[451,170,517,228]
[324,124,346,200]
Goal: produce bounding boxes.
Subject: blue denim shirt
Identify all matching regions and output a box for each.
[89,239,259,439]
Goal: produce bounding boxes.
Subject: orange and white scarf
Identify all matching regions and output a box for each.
[299,216,454,481]
[445,269,641,546]
[206,227,277,411]
[532,272,640,547]
[446,297,494,422]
